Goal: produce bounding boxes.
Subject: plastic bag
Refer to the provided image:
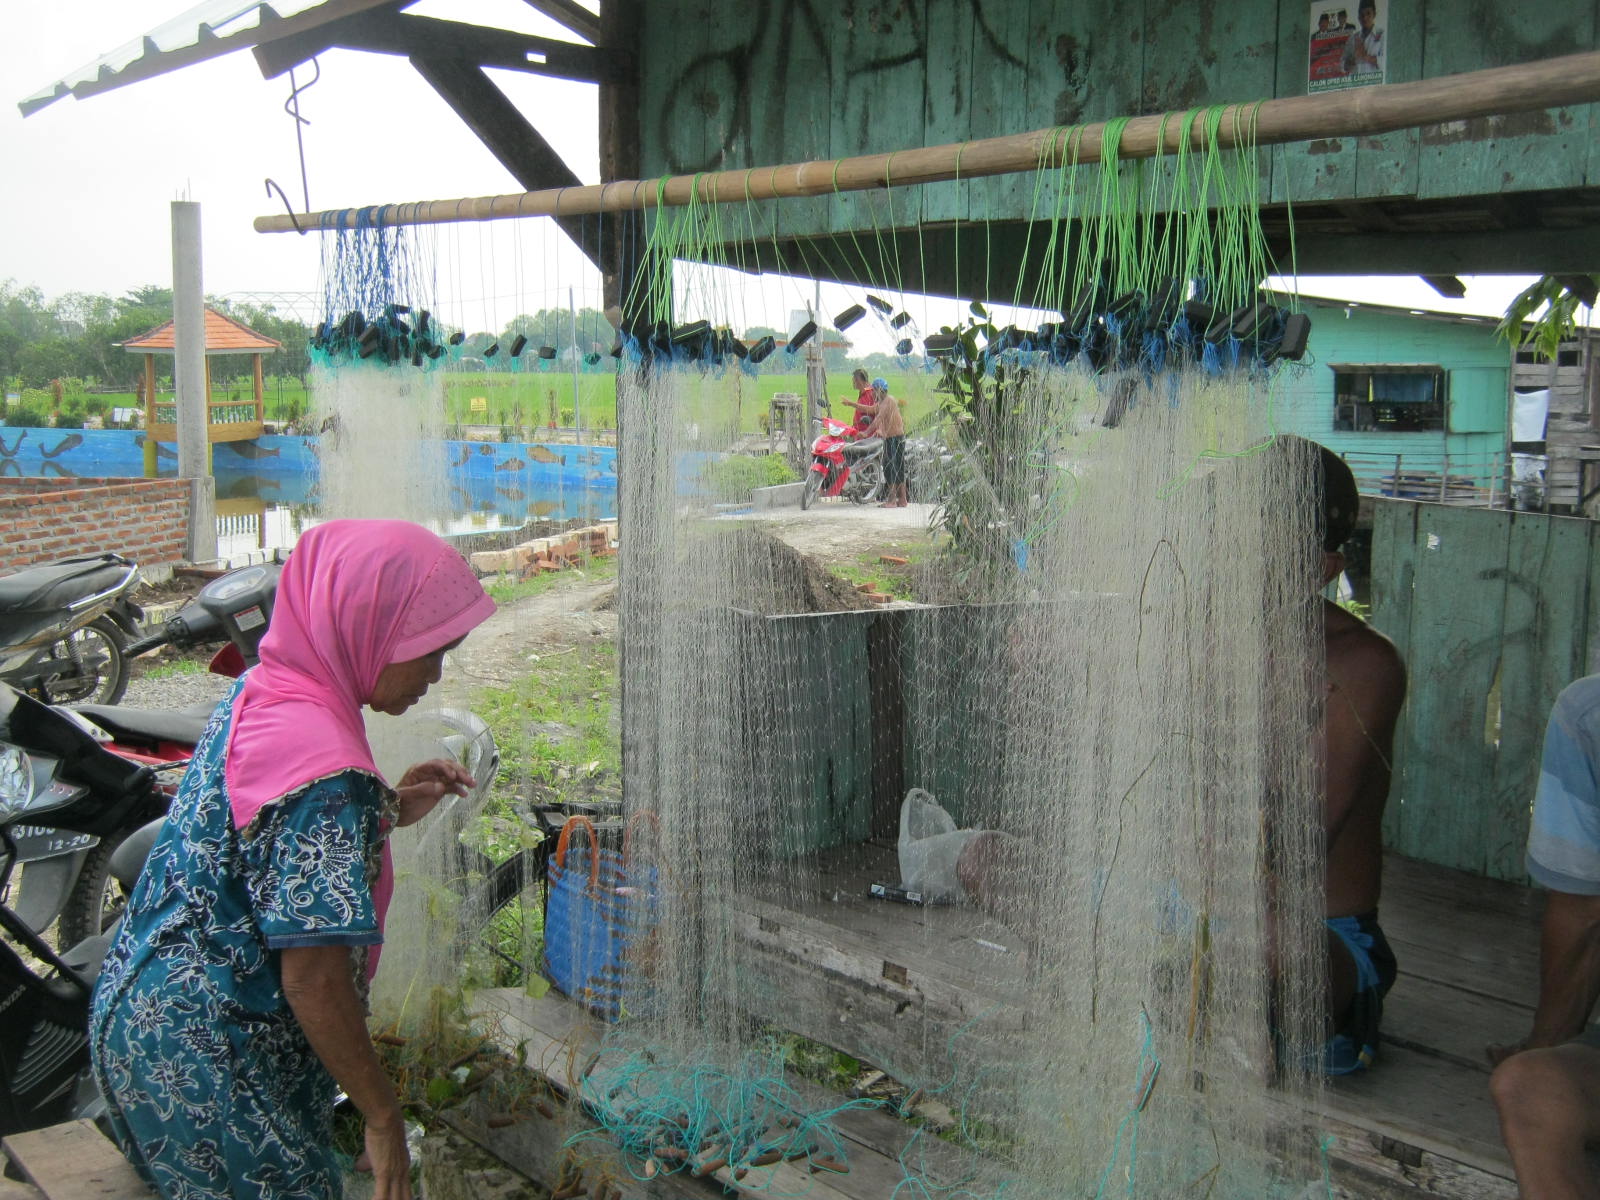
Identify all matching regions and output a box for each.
[897,788,982,904]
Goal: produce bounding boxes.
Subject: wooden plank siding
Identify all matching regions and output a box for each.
[636,0,1600,242]
[1274,298,1511,493]
[1370,498,1600,880]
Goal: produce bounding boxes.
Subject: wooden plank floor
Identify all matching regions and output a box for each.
[478,848,1567,1198]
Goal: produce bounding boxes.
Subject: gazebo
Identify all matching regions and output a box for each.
[122,307,280,475]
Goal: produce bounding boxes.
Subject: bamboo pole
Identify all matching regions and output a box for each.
[255,50,1600,234]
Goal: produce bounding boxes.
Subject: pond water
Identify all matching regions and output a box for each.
[212,466,617,560]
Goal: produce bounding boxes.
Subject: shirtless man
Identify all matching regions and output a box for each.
[958,438,1406,1073]
[1314,438,1407,1072]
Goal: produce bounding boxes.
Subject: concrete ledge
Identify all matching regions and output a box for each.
[752,482,805,508]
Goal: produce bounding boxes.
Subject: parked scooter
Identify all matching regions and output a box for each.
[0,553,144,706]
[2,564,283,951]
[800,417,886,510]
[0,680,165,1135]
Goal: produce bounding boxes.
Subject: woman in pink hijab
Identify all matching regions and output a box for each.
[90,520,494,1200]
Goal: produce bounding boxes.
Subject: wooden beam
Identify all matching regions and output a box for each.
[599,0,644,327]
[521,0,601,45]
[1287,227,1600,274]
[256,49,1600,233]
[409,56,604,270]
[254,10,610,83]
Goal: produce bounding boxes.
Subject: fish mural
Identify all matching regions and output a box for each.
[526,445,565,465]
[450,447,473,469]
[528,500,559,517]
[228,440,282,460]
[495,485,526,501]
[0,431,27,458]
[478,445,494,456]
[39,434,84,458]
[133,435,178,460]
[497,457,526,472]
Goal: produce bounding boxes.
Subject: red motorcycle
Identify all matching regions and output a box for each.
[800,417,886,510]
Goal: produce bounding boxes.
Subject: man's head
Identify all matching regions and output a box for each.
[1358,0,1375,27]
[852,368,869,388]
[1317,13,1330,30]
[1276,435,1359,587]
[1337,8,1349,22]
[872,377,889,395]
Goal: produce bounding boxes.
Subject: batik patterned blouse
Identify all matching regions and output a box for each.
[89,679,395,1200]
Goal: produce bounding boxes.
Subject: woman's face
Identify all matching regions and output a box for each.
[368,639,461,715]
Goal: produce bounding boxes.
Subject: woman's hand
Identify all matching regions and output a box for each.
[363,1115,413,1200]
[394,758,476,826]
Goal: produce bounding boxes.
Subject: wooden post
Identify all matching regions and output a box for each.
[255,51,1600,233]
[253,353,264,423]
[142,354,157,477]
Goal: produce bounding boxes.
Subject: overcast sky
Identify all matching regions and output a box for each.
[2,1,1552,344]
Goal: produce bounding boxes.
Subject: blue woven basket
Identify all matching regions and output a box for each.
[542,814,658,1019]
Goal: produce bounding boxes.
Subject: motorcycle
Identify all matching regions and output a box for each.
[0,553,144,706]
[0,680,166,1135]
[800,417,886,510]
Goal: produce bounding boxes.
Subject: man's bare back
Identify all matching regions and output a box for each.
[1322,597,1406,919]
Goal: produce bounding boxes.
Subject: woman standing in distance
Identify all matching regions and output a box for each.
[90,520,496,1200]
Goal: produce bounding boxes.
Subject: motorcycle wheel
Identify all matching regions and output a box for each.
[57,829,131,949]
[43,617,129,706]
[850,464,885,505]
[800,472,823,511]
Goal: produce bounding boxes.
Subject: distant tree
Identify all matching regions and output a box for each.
[500,307,611,358]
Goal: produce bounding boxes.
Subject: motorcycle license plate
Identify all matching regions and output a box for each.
[9,825,97,862]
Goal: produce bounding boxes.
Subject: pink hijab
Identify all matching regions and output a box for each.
[225,520,494,970]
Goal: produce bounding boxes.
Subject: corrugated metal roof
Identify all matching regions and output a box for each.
[18,0,395,117]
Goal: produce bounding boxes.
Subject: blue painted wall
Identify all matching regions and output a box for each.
[1277,297,1510,490]
[0,429,617,489]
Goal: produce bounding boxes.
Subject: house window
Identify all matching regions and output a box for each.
[1331,365,1447,433]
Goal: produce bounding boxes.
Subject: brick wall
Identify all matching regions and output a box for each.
[0,477,191,575]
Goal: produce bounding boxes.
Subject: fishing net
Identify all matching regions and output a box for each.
[299,109,1337,1198]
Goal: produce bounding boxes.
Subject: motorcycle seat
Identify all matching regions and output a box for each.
[843,437,883,460]
[74,700,220,747]
[0,554,134,615]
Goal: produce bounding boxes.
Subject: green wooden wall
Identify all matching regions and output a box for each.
[1370,498,1600,881]
[1277,297,1510,487]
[637,0,1599,244]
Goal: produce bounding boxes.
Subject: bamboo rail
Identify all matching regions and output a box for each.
[255,50,1600,233]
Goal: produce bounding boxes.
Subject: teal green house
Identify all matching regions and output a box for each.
[1276,293,1510,500]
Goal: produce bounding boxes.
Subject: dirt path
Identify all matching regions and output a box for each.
[436,576,616,705]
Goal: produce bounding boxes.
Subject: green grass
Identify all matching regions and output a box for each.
[460,590,621,989]
[828,544,933,602]
[95,370,948,438]
[138,657,210,681]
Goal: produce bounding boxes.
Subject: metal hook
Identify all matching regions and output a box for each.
[263,179,305,234]
[282,58,320,125]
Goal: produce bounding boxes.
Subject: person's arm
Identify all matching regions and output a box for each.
[281,946,411,1200]
[1528,890,1600,1046]
[1322,631,1406,839]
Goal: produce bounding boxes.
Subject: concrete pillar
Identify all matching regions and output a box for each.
[171,201,217,562]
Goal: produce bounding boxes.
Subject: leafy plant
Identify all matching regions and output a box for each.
[1499,275,1599,361]
[927,303,1058,581]
[699,452,799,501]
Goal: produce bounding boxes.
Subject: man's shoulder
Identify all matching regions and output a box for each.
[1326,610,1406,690]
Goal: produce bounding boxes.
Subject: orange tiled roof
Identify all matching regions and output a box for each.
[122,307,282,354]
